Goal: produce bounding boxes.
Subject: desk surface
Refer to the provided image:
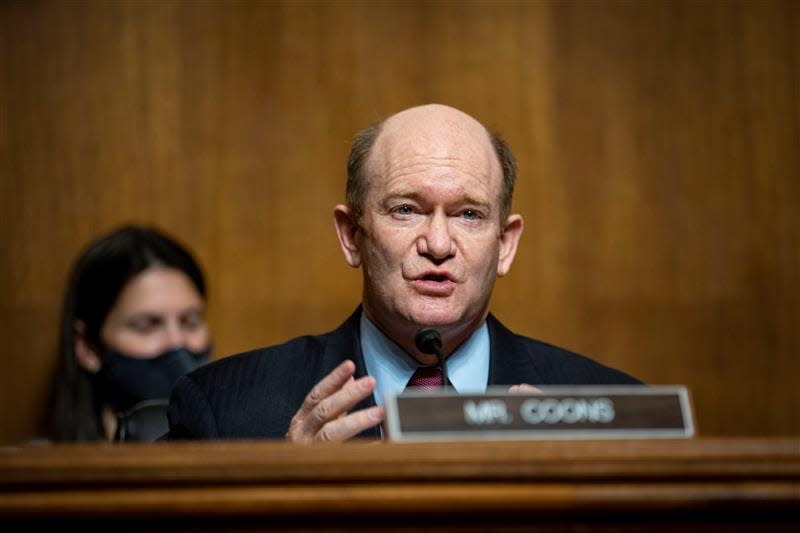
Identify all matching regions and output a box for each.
[1,437,799,531]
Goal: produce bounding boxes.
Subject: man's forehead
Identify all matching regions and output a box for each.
[368,104,501,180]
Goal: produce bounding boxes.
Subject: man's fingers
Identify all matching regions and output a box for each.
[287,370,378,443]
[336,377,355,419]
[508,383,542,394]
[296,360,356,418]
[316,406,385,442]
[310,375,377,429]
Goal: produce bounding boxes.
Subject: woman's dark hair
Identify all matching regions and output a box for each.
[52,225,206,441]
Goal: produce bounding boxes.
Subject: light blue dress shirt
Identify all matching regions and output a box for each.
[360,313,490,406]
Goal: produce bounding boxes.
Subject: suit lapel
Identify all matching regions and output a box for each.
[487,314,545,387]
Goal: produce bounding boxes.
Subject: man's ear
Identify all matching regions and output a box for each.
[74,320,102,374]
[333,204,362,268]
[497,214,524,277]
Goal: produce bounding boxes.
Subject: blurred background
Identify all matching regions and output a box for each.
[1,0,797,442]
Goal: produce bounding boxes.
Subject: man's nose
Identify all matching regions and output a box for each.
[417,212,455,261]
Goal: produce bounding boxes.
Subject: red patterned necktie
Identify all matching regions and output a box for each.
[406,366,444,391]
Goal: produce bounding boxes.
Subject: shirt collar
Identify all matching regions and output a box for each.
[360,313,490,406]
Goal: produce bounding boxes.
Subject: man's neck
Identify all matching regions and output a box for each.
[360,306,488,365]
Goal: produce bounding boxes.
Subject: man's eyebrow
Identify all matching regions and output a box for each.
[382,190,492,209]
[382,190,425,202]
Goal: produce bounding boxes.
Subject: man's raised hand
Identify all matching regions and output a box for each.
[286,360,384,443]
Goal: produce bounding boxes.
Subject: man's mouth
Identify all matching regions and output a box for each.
[410,272,457,296]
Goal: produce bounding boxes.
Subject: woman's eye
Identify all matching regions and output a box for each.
[181,312,205,331]
[128,317,159,333]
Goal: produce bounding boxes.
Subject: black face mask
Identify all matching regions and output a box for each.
[95,345,210,413]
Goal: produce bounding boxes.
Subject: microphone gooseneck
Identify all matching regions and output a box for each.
[414,328,448,391]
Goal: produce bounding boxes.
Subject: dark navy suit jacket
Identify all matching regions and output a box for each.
[167,308,639,439]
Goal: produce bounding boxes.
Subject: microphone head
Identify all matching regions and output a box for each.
[415,328,442,355]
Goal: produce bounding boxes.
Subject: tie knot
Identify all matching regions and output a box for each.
[406,366,444,391]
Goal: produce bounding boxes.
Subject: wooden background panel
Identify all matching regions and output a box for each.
[0,0,797,442]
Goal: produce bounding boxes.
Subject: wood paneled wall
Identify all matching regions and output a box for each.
[1,0,797,442]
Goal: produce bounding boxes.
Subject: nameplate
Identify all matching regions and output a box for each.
[384,385,694,442]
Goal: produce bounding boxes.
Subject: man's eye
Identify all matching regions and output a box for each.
[462,209,480,220]
[393,205,415,216]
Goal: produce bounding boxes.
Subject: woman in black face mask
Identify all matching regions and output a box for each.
[52,225,211,442]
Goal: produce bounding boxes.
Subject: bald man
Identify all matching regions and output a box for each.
[167,104,639,441]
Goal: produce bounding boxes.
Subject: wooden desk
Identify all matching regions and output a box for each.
[1,438,798,531]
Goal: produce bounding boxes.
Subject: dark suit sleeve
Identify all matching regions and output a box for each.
[166,374,220,439]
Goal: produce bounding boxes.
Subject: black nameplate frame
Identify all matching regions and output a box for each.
[384,385,694,442]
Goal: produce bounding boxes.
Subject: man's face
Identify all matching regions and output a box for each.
[336,105,523,346]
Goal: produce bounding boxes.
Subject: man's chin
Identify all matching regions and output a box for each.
[405,306,467,330]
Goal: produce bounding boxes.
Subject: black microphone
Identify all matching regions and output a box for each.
[414,328,449,391]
